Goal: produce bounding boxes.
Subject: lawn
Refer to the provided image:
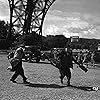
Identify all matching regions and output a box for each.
[0,54,100,100]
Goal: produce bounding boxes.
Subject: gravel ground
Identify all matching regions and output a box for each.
[0,54,100,100]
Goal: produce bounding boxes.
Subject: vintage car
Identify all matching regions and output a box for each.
[94,50,100,63]
[23,45,41,62]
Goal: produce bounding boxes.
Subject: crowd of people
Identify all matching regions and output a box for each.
[77,50,96,67]
[51,47,96,68]
[8,44,97,86]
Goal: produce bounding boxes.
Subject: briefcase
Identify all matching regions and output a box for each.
[79,64,88,72]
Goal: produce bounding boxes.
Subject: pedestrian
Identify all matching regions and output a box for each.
[8,44,30,84]
[83,51,88,63]
[83,51,89,67]
[91,51,95,67]
[77,50,84,65]
[58,45,88,86]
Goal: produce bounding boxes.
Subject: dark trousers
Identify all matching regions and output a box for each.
[59,68,71,83]
[10,61,27,82]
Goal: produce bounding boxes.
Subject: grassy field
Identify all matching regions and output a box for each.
[0,54,100,100]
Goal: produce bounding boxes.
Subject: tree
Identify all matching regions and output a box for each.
[0,20,9,49]
[22,31,42,46]
[0,20,19,49]
[53,35,68,48]
[43,35,68,48]
[0,20,9,39]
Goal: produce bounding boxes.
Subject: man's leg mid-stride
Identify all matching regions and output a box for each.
[65,68,71,86]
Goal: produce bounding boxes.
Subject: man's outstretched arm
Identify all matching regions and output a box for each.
[72,56,88,72]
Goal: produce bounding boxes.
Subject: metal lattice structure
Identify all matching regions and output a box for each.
[7,0,56,44]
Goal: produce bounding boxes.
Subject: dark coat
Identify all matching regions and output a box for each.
[9,47,24,71]
[58,50,78,70]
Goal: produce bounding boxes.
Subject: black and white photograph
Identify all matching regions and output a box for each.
[0,0,100,100]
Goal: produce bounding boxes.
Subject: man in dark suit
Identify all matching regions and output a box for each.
[58,45,88,86]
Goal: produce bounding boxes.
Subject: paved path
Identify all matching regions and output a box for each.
[0,55,100,100]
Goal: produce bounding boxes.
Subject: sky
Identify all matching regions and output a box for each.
[0,0,100,39]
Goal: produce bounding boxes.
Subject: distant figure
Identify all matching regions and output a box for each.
[83,51,88,63]
[8,44,30,84]
[53,48,58,60]
[87,51,92,63]
[83,51,89,67]
[58,45,88,86]
[91,51,95,67]
[77,51,84,65]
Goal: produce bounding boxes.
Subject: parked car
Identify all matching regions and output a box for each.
[23,45,41,62]
[94,50,100,63]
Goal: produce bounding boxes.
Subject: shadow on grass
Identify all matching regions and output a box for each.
[69,85,97,91]
[17,82,98,91]
[24,83,66,88]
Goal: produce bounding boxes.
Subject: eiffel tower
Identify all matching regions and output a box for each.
[7,0,56,44]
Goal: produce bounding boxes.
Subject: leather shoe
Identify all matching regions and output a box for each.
[10,79,17,83]
[23,81,30,84]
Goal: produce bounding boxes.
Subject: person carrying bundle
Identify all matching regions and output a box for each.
[7,44,30,84]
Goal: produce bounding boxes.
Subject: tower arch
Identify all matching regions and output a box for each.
[7,0,56,44]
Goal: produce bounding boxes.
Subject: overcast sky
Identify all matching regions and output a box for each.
[0,0,100,39]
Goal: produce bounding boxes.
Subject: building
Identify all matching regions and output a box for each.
[70,36,79,42]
